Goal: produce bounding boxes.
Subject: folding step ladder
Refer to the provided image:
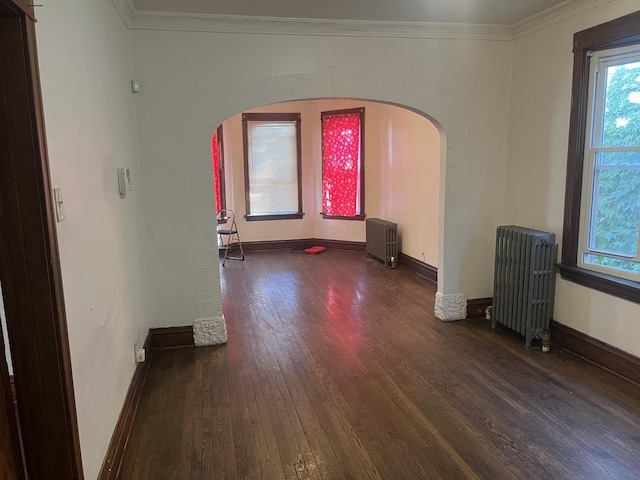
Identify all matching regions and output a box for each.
[217,209,244,266]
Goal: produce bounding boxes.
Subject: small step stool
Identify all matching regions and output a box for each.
[217,209,244,266]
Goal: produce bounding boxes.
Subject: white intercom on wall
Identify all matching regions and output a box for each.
[118,167,133,196]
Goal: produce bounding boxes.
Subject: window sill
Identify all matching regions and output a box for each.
[321,213,366,221]
[245,213,304,222]
[558,263,640,304]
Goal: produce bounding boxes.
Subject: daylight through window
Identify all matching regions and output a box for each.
[242,113,303,221]
[212,126,225,213]
[579,46,640,280]
[321,108,365,219]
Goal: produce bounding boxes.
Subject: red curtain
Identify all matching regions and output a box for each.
[212,131,221,212]
[322,114,361,216]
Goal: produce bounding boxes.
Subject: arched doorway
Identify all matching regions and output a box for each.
[213,98,442,270]
[182,96,447,345]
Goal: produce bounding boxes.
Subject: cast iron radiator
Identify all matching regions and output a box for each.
[366,218,398,267]
[492,225,557,347]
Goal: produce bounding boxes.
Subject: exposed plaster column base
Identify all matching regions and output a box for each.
[435,292,466,321]
[194,316,228,346]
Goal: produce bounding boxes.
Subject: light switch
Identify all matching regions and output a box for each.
[53,187,65,222]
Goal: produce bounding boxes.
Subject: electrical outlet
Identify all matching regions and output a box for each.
[134,340,145,363]
[135,348,146,363]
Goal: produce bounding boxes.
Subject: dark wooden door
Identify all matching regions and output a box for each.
[0,1,84,478]
[0,9,28,479]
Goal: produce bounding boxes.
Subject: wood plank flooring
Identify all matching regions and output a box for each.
[120,250,640,479]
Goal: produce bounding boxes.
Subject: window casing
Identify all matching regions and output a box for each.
[578,46,640,281]
[560,9,640,304]
[321,108,365,220]
[242,113,303,221]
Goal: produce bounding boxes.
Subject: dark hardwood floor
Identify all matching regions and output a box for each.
[120,250,640,479]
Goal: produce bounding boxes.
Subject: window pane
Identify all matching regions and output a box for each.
[589,151,640,256]
[583,253,640,274]
[247,122,299,215]
[602,61,640,147]
[595,150,640,166]
[322,113,362,217]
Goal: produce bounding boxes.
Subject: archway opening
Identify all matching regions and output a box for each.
[211,98,443,270]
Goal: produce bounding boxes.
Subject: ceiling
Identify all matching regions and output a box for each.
[130,0,569,26]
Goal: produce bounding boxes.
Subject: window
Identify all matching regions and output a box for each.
[561,10,640,303]
[321,108,365,220]
[212,125,225,213]
[242,113,303,221]
[579,47,640,280]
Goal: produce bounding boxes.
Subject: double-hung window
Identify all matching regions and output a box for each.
[321,108,365,220]
[579,46,640,280]
[242,113,303,221]
[560,10,640,303]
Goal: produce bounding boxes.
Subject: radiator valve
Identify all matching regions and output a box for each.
[537,330,551,353]
[485,305,493,320]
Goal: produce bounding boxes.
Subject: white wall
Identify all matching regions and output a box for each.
[507,1,640,356]
[378,104,441,266]
[131,30,512,327]
[221,99,440,265]
[37,1,149,478]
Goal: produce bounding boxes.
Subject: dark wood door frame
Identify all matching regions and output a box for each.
[0,1,84,479]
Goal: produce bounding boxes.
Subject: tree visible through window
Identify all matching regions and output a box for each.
[560,9,640,304]
[321,108,365,219]
[581,48,640,278]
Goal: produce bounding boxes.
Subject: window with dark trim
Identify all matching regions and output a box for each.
[242,113,304,221]
[212,125,226,213]
[321,107,365,220]
[560,9,640,304]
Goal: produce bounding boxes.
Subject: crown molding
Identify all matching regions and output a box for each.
[111,0,136,28]
[111,1,512,41]
[130,13,514,41]
[513,0,617,39]
[111,0,614,41]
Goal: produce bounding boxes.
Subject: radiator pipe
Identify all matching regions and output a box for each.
[486,306,495,329]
